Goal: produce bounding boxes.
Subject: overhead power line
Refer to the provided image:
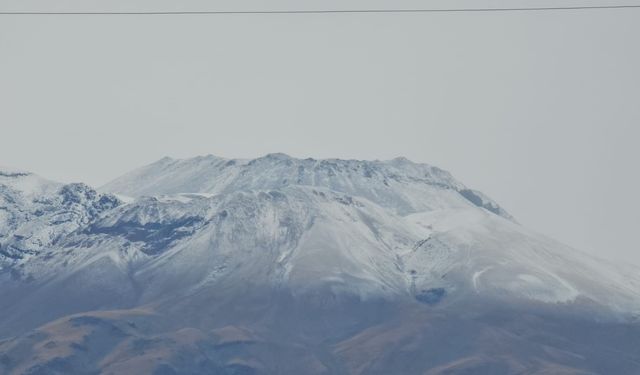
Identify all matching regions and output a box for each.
[1,4,640,15]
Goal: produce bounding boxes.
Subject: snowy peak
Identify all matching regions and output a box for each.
[0,164,30,176]
[0,167,61,198]
[101,154,514,220]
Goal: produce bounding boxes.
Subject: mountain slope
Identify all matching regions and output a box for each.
[1,155,639,375]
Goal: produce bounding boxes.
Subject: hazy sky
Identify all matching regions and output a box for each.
[1,1,639,265]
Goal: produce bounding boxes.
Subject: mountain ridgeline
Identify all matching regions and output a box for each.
[0,154,639,375]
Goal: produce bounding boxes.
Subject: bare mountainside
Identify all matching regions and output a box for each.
[1,154,639,375]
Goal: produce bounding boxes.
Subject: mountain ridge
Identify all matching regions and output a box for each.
[100,153,515,221]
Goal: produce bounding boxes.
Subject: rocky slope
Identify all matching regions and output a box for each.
[0,169,120,269]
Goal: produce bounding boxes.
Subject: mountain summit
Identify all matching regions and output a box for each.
[101,154,514,220]
[1,155,639,375]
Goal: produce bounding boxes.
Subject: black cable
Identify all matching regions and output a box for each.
[1,4,640,15]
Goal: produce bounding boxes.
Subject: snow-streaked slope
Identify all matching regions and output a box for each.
[101,154,514,220]
[7,184,640,319]
[0,168,121,267]
[403,208,640,311]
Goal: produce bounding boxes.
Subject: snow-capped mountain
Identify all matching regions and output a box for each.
[96,154,638,309]
[1,155,639,375]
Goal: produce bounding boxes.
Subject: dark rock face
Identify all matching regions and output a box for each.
[86,215,207,255]
[459,189,509,217]
[415,288,446,304]
[60,183,120,212]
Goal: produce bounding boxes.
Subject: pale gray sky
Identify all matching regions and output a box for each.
[1,1,639,265]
